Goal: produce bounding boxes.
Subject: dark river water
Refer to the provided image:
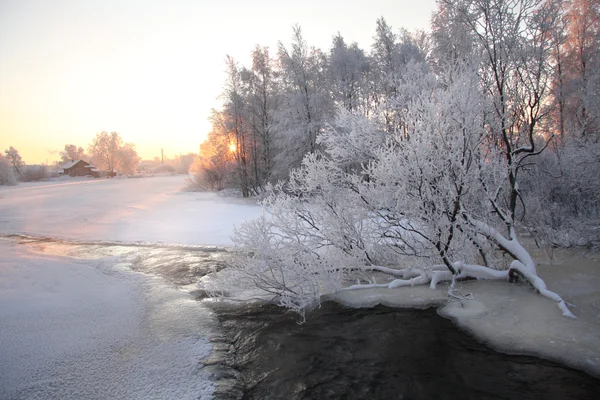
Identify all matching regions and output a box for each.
[213,301,600,400]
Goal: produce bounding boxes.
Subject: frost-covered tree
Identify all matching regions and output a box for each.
[188,120,235,191]
[224,56,254,197]
[369,18,430,135]
[561,0,600,139]
[437,0,599,246]
[274,26,332,177]
[328,34,370,113]
[117,143,140,175]
[430,0,477,73]
[0,154,17,185]
[241,46,279,189]
[440,0,563,240]
[89,132,121,174]
[60,144,86,163]
[89,131,138,175]
[4,147,24,176]
[219,67,574,319]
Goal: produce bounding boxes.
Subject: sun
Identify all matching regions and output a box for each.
[229,143,237,153]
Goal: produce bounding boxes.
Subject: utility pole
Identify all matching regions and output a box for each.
[161,148,164,164]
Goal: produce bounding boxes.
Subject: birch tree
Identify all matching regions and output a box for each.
[241,46,279,188]
[223,56,253,197]
[274,26,332,178]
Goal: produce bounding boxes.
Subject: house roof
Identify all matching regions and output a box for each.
[61,160,87,169]
[61,160,99,170]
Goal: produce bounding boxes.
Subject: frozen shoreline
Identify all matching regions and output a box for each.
[328,248,600,378]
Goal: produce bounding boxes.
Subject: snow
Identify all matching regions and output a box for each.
[0,176,264,399]
[0,238,216,399]
[0,175,263,246]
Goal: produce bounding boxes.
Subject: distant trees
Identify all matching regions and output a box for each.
[187,123,235,191]
[19,165,49,182]
[117,143,141,175]
[88,131,140,175]
[60,144,86,163]
[1,146,50,184]
[89,132,121,175]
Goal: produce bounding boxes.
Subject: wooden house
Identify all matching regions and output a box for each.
[60,160,101,177]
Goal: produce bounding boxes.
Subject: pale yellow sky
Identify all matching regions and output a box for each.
[0,0,437,164]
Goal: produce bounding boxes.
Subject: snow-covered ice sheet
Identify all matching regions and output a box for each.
[0,239,216,399]
[0,175,263,246]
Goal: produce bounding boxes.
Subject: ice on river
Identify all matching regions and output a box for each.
[0,239,216,399]
[330,247,600,377]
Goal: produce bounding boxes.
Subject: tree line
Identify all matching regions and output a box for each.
[0,131,140,185]
[197,0,599,246]
[209,0,600,317]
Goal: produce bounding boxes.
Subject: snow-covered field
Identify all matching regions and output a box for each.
[0,175,262,245]
[0,175,262,399]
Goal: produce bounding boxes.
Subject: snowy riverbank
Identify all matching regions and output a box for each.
[330,247,600,377]
[1,175,598,398]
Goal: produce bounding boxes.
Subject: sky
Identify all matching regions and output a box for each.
[0,0,437,164]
